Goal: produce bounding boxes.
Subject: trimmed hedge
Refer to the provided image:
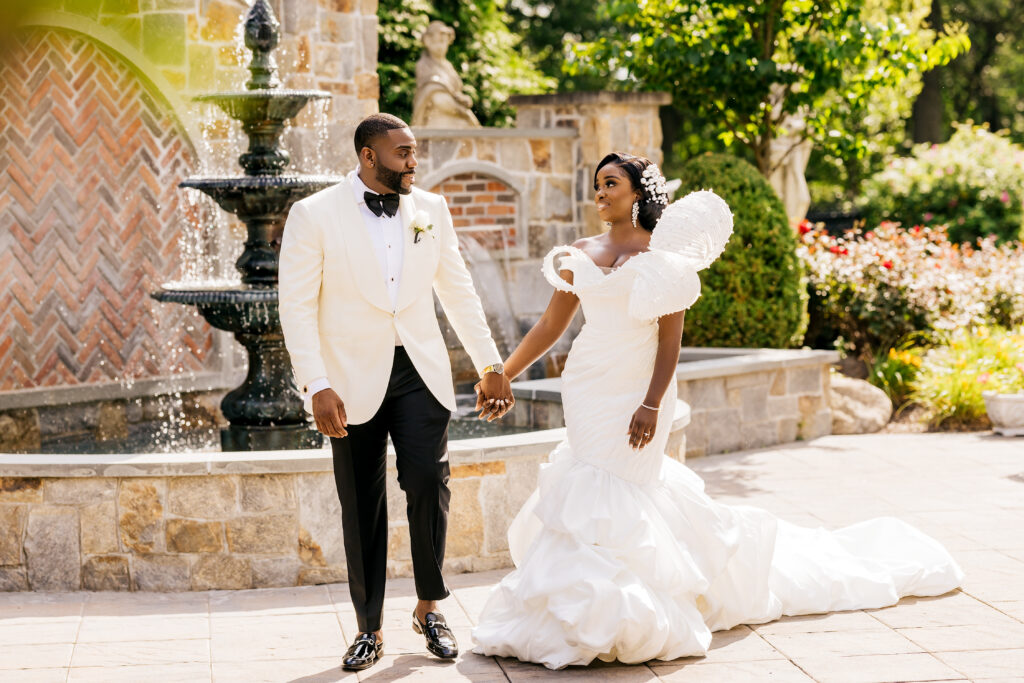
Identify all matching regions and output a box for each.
[676,154,807,348]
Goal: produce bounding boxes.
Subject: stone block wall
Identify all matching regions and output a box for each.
[508,92,671,236]
[680,364,834,459]
[0,452,549,590]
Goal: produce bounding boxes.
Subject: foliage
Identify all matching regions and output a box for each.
[678,154,807,348]
[503,0,614,91]
[799,220,1024,361]
[807,0,941,200]
[377,0,553,127]
[913,326,1024,429]
[922,0,1024,143]
[569,0,969,178]
[869,345,923,408]
[860,126,1024,244]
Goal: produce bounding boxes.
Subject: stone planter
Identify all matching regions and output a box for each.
[983,391,1024,436]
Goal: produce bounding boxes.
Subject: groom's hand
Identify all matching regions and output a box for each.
[312,389,348,438]
[475,373,514,422]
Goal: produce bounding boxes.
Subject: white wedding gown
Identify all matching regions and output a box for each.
[471,245,964,670]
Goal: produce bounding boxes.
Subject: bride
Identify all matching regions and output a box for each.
[470,152,964,669]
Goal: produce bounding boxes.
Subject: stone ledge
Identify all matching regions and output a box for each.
[413,127,578,139]
[0,402,691,478]
[0,371,240,411]
[675,347,840,382]
[509,91,672,107]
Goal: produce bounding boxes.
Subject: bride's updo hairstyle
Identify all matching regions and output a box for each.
[594,152,667,232]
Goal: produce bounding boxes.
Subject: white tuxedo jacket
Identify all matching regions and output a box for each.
[278,177,501,425]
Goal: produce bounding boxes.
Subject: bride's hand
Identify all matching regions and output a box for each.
[628,405,658,450]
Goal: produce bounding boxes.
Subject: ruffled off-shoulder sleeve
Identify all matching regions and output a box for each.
[625,250,702,321]
[542,245,597,294]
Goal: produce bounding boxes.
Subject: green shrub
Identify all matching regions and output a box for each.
[860,125,1024,244]
[913,326,1024,430]
[869,345,924,409]
[677,154,807,348]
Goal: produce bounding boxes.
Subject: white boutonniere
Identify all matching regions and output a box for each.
[411,210,434,243]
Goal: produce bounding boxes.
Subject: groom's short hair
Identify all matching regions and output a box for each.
[354,113,409,154]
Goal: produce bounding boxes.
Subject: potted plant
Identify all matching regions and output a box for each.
[983,362,1024,437]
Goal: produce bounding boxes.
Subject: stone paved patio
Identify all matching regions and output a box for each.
[2,432,1023,682]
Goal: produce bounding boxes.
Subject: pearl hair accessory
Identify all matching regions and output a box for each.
[640,164,670,206]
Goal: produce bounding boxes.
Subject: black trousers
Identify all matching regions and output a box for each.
[329,347,452,632]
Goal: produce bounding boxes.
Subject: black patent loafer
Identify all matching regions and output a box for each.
[412,610,458,659]
[342,632,383,671]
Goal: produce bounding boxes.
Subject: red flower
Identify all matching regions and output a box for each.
[882,260,894,269]
[830,246,841,254]
[798,220,813,235]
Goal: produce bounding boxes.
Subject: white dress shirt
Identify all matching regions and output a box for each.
[307,169,405,398]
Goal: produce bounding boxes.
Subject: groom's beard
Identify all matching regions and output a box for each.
[375,164,414,195]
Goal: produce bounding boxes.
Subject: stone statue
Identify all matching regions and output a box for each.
[411,21,480,129]
[767,85,812,227]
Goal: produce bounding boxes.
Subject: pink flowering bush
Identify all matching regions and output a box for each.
[860,126,1024,244]
[799,221,1024,361]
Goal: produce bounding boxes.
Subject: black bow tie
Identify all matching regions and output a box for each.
[364,191,400,218]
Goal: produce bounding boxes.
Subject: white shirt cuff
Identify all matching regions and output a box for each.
[305,377,331,397]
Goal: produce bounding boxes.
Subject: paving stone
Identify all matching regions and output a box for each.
[760,628,923,658]
[897,620,1024,652]
[790,653,963,683]
[0,642,74,670]
[933,648,1024,679]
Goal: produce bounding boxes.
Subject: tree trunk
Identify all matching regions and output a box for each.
[911,0,946,143]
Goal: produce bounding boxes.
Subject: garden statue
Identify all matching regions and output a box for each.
[411,20,481,128]
[767,85,812,226]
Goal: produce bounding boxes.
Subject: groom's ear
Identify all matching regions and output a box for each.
[359,146,375,167]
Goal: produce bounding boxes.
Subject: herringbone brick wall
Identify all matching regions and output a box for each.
[0,29,217,393]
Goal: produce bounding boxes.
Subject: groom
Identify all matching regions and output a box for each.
[279,113,513,671]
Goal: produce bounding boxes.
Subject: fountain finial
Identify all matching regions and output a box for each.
[244,0,281,90]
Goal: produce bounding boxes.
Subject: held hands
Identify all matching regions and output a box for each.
[628,404,658,450]
[312,388,348,438]
[474,372,514,422]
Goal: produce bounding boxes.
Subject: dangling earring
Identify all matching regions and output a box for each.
[631,200,640,229]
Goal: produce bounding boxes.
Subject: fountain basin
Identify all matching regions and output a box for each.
[153,287,278,334]
[180,175,341,218]
[0,401,689,591]
[196,90,331,123]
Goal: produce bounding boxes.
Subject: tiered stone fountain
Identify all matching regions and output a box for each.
[153,0,340,451]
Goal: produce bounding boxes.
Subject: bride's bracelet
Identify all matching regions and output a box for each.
[640,402,659,412]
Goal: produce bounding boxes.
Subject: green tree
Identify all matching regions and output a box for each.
[504,0,614,90]
[570,0,969,179]
[912,0,1024,143]
[377,0,553,127]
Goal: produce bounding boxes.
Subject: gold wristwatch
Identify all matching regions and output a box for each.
[481,362,504,377]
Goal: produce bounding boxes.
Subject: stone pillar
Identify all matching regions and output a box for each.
[508,92,671,235]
